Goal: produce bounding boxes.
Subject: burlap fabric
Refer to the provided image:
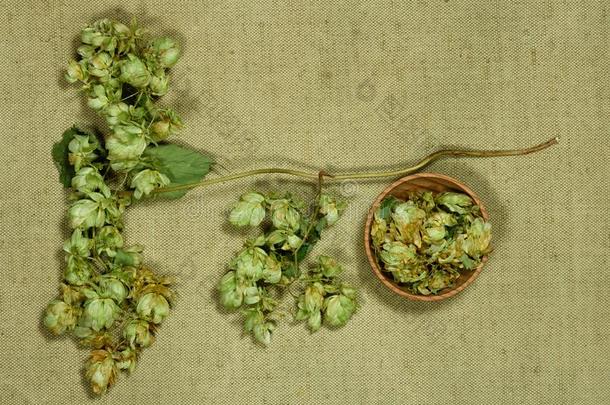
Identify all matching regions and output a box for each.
[1,1,608,404]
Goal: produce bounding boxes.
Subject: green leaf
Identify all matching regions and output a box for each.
[376,196,400,221]
[143,144,213,199]
[52,127,88,187]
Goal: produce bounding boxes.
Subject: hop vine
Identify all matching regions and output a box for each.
[45,18,212,395]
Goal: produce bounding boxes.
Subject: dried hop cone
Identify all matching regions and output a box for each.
[86,350,118,395]
[136,293,170,324]
[44,300,79,335]
[123,319,155,348]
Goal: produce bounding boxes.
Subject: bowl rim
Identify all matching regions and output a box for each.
[364,172,489,302]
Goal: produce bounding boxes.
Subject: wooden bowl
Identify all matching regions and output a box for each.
[364,173,489,301]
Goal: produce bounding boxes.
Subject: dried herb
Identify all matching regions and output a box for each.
[47,16,558,397]
[371,192,492,295]
[219,191,357,345]
[45,18,212,395]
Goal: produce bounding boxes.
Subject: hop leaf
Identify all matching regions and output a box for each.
[229,192,266,226]
[143,144,213,199]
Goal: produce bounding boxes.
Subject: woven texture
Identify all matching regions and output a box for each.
[1,1,609,404]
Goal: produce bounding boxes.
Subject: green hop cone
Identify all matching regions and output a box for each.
[371,216,387,248]
[243,308,274,346]
[120,54,150,88]
[229,192,266,227]
[81,27,106,47]
[318,194,345,226]
[379,241,418,268]
[114,245,144,267]
[149,119,171,141]
[65,60,87,83]
[87,84,109,110]
[43,300,78,335]
[115,347,137,373]
[218,271,244,309]
[64,256,93,285]
[71,167,110,196]
[316,255,343,278]
[461,217,492,259]
[61,283,85,306]
[296,282,325,332]
[136,292,170,324]
[150,37,180,68]
[392,201,426,247]
[105,124,147,171]
[243,285,262,305]
[89,52,113,78]
[68,197,105,229]
[82,297,121,331]
[231,246,268,281]
[149,73,169,96]
[86,349,118,395]
[130,169,170,199]
[95,225,124,257]
[262,255,282,284]
[98,277,128,303]
[68,134,99,171]
[112,21,131,37]
[77,44,95,58]
[323,293,356,327]
[63,229,91,257]
[123,319,155,348]
[105,102,130,127]
[435,192,473,214]
[268,198,301,231]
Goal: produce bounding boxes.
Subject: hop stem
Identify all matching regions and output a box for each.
[153,137,558,195]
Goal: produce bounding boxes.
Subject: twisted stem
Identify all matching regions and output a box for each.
[152,137,559,195]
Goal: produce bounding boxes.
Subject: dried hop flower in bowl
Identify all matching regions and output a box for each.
[364,173,491,301]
